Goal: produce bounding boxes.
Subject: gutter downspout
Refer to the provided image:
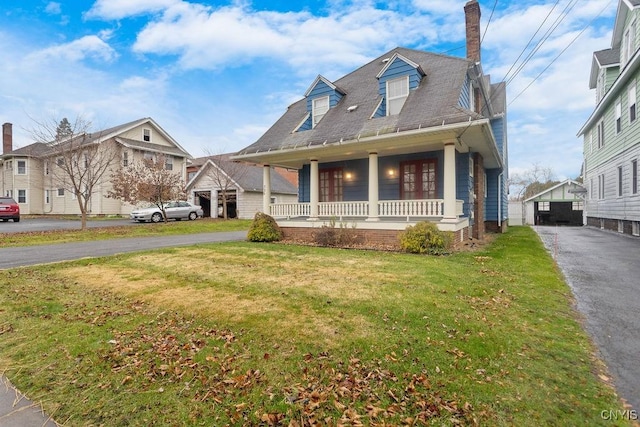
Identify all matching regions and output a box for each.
[497,172,503,230]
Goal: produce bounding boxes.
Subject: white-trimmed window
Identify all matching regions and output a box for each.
[16,160,26,175]
[616,101,622,134]
[538,201,550,211]
[44,160,50,175]
[17,189,26,203]
[387,76,409,116]
[572,201,583,211]
[618,166,624,197]
[312,96,329,128]
[633,159,638,194]
[45,190,51,204]
[597,120,605,148]
[164,155,173,171]
[143,128,151,142]
[123,151,129,167]
[630,83,637,123]
[57,188,65,197]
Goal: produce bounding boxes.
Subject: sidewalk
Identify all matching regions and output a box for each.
[0,375,57,427]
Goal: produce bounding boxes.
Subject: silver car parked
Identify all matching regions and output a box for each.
[130,201,204,223]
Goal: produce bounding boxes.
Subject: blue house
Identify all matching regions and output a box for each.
[233,0,508,247]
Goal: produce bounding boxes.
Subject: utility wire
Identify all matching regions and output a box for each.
[508,0,615,106]
[500,0,561,84]
[481,0,499,44]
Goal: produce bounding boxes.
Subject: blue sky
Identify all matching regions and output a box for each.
[0,0,618,184]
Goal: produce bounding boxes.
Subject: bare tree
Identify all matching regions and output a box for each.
[201,152,249,219]
[30,116,119,230]
[107,155,186,222]
[508,162,557,200]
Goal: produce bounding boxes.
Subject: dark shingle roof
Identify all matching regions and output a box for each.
[190,156,297,194]
[238,47,482,155]
[594,48,620,66]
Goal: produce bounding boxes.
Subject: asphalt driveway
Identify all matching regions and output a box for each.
[0,216,134,233]
[534,225,640,412]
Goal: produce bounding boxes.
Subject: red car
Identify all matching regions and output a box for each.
[0,197,20,222]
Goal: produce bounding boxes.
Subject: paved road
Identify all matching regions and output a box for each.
[0,230,248,269]
[535,225,640,411]
[0,217,135,233]
[0,229,247,426]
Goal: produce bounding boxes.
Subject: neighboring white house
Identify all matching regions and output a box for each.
[186,156,298,219]
[1,118,191,216]
[522,179,586,226]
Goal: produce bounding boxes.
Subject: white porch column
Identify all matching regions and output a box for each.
[212,190,219,218]
[366,151,379,221]
[442,140,458,222]
[309,159,319,220]
[263,165,271,215]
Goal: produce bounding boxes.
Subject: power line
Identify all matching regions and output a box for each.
[508,0,615,106]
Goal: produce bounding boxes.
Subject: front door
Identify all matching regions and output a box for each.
[400,159,437,199]
[320,168,343,202]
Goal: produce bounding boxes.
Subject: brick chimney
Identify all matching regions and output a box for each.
[2,123,12,155]
[464,0,481,63]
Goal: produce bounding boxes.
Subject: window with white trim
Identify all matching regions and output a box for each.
[165,155,173,171]
[386,76,409,116]
[633,159,638,194]
[44,160,50,175]
[630,83,637,123]
[572,201,583,211]
[618,166,624,197]
[616,101,622,134]
[312,96,329,128]
[123,151,129,167]
[45,190,50,204]
[538,201,550,211]
[143,128,151,142]
[57,188,65,197]
[16,160,26,175]
[597,120,605,148]
[17,189,26,203]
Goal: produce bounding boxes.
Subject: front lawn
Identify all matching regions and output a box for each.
[0,227,629,425]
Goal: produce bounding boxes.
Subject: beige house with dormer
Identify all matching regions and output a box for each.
[1,118,191,216]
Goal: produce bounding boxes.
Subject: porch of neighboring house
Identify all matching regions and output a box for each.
[259,144,475,249]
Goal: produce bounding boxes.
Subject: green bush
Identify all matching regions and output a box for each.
[399,221,453,255]
[247,212,283,242]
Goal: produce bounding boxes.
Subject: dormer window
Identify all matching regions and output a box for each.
[312,96,329,128]
[387,76,409,116]
[143,128,151,142]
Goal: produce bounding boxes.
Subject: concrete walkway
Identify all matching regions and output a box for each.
[0,230,248,426]
[534,225,640,411]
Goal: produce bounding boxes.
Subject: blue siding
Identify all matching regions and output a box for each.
[456,152,473,219]
[374,57,423,117]
[491,116,506,161]
[458,74,471,109]
[298,80,344,132]
[485,168,507,221]
[296,151,472,218]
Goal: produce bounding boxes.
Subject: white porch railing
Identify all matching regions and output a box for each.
[270,199,464,219]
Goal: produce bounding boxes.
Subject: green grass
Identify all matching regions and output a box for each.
[0,218,251,247]
[0,227,630,426]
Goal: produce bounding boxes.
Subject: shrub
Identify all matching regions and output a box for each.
[313,218,361,247]
[399,221,453,255]
[247,212,282,242]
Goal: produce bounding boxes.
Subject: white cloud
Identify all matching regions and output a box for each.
[45,2,62,15]
[85,0,180,20]
[27,35,117,63]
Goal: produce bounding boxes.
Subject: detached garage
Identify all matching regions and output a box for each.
[524,179,586,226]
